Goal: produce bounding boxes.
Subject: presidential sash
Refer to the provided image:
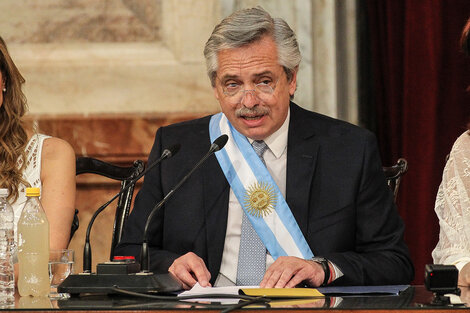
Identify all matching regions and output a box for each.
[209,113,313,260]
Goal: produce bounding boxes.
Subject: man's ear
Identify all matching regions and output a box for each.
[288,67,298,96]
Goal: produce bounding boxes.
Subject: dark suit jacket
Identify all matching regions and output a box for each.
[116,102,414,286]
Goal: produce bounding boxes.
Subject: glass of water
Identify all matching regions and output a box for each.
[48,249,74,299]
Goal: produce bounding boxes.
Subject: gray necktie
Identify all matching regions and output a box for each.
[236,140,268,286]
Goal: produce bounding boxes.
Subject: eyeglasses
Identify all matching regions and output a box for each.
[220,78,279,104]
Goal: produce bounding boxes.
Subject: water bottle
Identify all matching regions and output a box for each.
[0,189,15,305]
[17,187,50,297]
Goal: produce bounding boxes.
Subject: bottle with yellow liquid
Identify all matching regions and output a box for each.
[17,187,50,297]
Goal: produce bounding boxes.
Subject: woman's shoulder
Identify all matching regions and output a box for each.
[42,136,75,162]
[39,136,76,182]
[42,136,74,152]
[451,131,470,152]
[445,131,470,165]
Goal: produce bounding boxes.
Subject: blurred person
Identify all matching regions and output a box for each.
[0,36,76,252]
[432,18,470,287]
[117,7,413,289]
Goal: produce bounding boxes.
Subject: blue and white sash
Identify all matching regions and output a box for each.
[209,113,313,260]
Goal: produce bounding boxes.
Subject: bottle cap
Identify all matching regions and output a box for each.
[25,187,40,197]
[0,188,8,197]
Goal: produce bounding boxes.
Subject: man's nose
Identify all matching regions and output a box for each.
[240,90,258,108]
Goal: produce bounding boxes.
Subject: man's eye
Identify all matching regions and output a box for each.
[225,83,240,90]
[258,79,272,86]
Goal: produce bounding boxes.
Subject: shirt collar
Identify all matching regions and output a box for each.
[247,107,290,159]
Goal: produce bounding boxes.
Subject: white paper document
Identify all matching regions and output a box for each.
[178,283,259,304]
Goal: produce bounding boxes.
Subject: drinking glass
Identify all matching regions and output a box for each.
[48,249,74,299]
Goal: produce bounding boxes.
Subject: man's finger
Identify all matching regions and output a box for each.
[285,268,310,288]
[169,262,198,288]
[190,260,211,287]
[261,267,283,288]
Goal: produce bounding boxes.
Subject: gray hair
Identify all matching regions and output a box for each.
[203,6,301,87]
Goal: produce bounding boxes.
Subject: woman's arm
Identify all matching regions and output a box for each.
[40,137,76,250]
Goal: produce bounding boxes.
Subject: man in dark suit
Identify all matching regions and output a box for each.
[116,7,414,289]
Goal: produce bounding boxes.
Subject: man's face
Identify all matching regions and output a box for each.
[213,36,297,140]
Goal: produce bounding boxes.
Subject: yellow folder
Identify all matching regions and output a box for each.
[239,288,324,298]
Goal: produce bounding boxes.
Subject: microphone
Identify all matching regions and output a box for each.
[82,144,180,273]
[58,135,228,295]
[140,134,228,272]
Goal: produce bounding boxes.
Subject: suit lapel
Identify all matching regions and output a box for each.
[286,103,319,235]
[200,127,230,279]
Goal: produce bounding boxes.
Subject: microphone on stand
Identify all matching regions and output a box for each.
[82,144,181,273]
[140,134,228,272]
[58,135,228,295]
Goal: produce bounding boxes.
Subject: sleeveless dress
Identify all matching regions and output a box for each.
[11,133,51,239]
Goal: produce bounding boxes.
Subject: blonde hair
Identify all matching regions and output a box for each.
[0,36,29,201]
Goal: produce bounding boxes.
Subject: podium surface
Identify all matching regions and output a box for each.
[3,286,469,312]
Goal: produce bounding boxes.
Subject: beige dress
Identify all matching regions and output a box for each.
[432,131,470,271]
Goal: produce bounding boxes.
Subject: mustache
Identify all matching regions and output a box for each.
[235,106,270,117]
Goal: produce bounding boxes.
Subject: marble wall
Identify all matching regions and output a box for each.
[1,0,161,43]
[1,0,358,117]
[1,0,222,115]
[0,0,333,116]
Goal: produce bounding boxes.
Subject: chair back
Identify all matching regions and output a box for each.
[383,158,408,202]
[74,157,145,260]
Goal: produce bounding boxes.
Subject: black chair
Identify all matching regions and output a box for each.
[72,157,145,260]
[383,158,408,202]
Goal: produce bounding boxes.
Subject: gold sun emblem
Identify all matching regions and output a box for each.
[243,182,277,218]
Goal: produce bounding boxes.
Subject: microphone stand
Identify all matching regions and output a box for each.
[140,139,225,272]
[82,145,179,273]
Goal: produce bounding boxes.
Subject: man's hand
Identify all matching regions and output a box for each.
[260,256,325,288]
[168,252,211,290]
